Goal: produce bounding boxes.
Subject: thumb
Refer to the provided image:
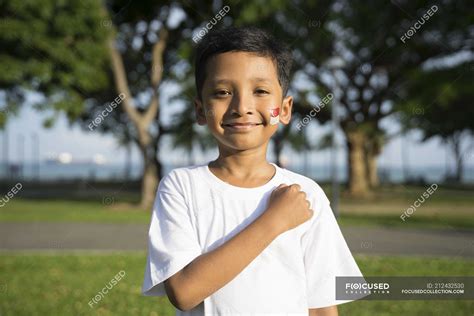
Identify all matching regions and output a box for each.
[276,183,288,189]
[271,183,287,195]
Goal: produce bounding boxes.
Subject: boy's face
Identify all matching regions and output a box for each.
[194,51,292,152]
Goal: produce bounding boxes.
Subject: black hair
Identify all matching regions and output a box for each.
[194,26,293,100]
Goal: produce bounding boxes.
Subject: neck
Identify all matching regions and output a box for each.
[211,143,272,178]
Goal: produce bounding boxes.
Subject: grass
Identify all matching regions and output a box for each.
[338,255,474,316]
[332,184,474,230]
[0,253,472,315]
[1,183,473,230]
[0,199,150,223]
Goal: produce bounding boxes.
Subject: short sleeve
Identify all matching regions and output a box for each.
[141,177,202,296]
[301,188,365,308]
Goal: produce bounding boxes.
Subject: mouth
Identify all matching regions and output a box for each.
[221,122,264,130]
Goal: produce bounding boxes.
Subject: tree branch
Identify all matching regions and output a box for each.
[108,37,141,126]
[144,27,169,127]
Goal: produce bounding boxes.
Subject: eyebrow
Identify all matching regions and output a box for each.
[252,77,272,83]
[210,79,233,85]
[209,77,273,85]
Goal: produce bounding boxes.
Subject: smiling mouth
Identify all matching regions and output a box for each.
[221,122,263,130]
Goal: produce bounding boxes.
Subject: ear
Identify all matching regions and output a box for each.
[194,97,207,125]
[279,95,293,125]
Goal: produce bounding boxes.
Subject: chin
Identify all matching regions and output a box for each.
[210,128,271,150]
[219,138,266,151]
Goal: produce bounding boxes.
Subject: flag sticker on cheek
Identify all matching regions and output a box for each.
[269,107,280,125]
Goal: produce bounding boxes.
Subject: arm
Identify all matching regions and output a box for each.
[164,210,281,311]
[309,306,339,316]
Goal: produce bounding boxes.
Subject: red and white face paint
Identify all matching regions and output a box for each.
[269,107,280,125]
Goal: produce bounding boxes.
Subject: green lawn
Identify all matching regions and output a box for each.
[0,199,149,223]
[336,184,474,229]
[0,253,472,315]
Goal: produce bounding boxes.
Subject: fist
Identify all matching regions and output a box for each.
[264,183,314,234]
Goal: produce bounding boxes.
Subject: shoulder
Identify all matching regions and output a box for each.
[158,164,207,195]
[277,166,330,207]
[277,167,335,231]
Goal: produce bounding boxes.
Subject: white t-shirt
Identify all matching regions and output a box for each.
[142,162,364,315]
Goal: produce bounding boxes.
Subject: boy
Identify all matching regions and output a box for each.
[142,26,365,315]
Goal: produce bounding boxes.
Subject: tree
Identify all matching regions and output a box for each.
[0,0,213,208]
[79,0,222,208]
[398,62,474,182]
[104,2,170,208]
[0,0,110,128]
[284,0,472,196]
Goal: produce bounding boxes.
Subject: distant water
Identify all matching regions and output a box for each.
[1,161,473,184]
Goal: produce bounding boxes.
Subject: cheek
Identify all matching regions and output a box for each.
[202,102,221,120]
[203,108,216,119]
[204,106,227,129]
[269,107,280,125]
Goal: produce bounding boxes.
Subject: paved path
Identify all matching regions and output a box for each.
[341,226,473,258]
[0,223,473,257]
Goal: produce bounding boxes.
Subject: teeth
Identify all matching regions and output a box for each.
[222,123,262,127]
[226,124,259,126]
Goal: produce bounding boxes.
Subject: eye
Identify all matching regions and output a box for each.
[213,90,231,97]
[255,89,269,95]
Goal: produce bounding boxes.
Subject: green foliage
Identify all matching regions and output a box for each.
[0,0,111,127]
[398,62,474,140]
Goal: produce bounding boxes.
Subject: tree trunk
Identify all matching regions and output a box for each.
[366,152,379,187]
[365,138,382,188]
[273,136,283,166]
[135,124,162,209]
[455,157,463,183]
[124,142,131,180]
[449,134,463,183]
[139,142,160,209]
[346,129,370,197]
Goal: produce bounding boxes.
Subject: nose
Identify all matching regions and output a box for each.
[229,91,254,116]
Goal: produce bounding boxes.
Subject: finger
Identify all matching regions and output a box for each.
[289,183,301,191]
[299,190,307,199]
[271,183,287,195]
